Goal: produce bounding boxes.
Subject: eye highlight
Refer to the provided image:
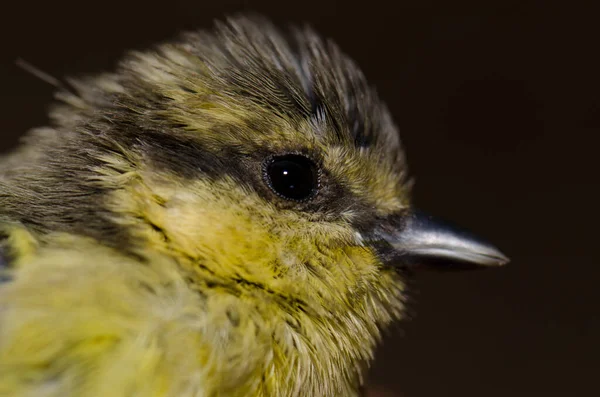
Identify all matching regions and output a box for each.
[263,154,320,201]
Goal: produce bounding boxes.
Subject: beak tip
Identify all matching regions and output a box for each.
[492,252,511,267]
[476,246,510,267]
[454,244,511,268]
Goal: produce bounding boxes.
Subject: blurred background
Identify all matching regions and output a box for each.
[1,1,598,396]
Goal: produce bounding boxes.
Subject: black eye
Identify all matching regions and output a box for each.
[264,154,319,201]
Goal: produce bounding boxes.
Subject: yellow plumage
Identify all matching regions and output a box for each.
[0,15,507,396]
[0,220,402,396]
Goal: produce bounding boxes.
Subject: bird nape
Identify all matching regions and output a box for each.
[0,14,508,397]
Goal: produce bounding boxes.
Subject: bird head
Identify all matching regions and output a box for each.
[2,15,508,391]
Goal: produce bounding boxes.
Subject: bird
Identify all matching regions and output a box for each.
[0,15,508,397]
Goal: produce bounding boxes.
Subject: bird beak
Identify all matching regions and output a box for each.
[366,210,509,270]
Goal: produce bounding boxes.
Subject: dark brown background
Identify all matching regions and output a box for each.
[1,1,598,396]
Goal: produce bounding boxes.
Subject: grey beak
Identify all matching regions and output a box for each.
[367,210,509,270]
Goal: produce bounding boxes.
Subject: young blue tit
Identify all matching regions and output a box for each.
[0,15,508,397]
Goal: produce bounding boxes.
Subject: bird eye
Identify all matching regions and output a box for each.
[264,154,319,201]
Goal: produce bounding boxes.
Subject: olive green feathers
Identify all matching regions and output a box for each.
[0,15,507,397]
